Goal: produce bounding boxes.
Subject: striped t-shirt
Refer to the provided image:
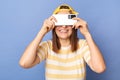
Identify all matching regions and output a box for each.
[37,39,91,80]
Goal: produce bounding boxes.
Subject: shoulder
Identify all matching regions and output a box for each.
[39,40,51,45]
[78,39,87,48]
[39,40,52,49]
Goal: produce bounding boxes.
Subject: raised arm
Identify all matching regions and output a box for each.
[73,17,106,73]
[19,16,56,68]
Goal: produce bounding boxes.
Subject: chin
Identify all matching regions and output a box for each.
[59,36,69,40]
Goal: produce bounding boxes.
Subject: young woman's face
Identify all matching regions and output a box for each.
[55,9,73,40]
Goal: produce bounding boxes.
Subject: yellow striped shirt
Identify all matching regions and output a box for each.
[37,39,90,80]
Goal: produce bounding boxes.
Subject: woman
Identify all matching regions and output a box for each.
[19,4,106,80]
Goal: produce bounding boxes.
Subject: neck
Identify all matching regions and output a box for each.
[59,39,70,47]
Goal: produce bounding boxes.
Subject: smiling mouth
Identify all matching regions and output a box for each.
[59,29,68,33]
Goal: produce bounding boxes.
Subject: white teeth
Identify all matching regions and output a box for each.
[60,30,67,33]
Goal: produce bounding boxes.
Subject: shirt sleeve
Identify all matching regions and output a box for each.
[37,41,49,63]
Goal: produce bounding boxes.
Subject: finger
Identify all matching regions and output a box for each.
[72,17,87,24]
[52,23,55,29]
[49,20,55,27]
[72,23,75,28]
[72,22,77,29]
[46,25,53,31]
[72,25,74,28]
[52,16,57,22]
[72,17,81,21]
[76,24,81,29]
[48,16,54,20]
[49,20,55,29]
[46,20,55,30]
[49,16,57,22]
[45,19,53,25]
[73,20,81,29]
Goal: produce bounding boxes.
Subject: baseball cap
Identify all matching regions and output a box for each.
[53,4,78,14]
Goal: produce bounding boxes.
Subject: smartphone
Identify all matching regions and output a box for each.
[53,14,77,26]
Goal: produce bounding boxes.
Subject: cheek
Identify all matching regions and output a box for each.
[69,28,73,33]
[55,27,58,32]
[55,26,59,30]
[54,28,59,35]
[69,30,73,35]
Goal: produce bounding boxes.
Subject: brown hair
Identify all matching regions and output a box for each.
[52,28,78,53]
[52,5,79,53]
[59,5,70,9]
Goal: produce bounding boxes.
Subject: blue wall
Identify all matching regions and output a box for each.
[0,0,120,80]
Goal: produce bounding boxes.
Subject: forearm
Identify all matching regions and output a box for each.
[19,30,46,67]
[19,16,56,68]
[84,32,106,73]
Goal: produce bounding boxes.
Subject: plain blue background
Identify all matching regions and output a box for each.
[0,0,120,80]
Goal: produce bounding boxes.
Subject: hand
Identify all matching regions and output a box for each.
[72,17,90,36]
[40,16,57,34]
